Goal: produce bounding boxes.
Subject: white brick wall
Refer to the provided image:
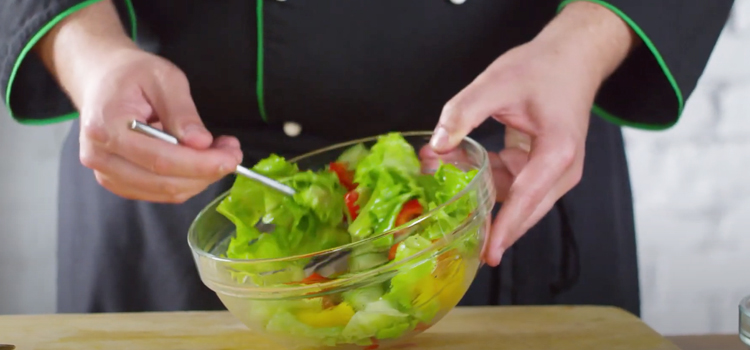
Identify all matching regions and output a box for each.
[626,0,750,335]
[0,0,748,337]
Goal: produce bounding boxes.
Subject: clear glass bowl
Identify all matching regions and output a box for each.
[188,132,496,350]
[740,295,750,347]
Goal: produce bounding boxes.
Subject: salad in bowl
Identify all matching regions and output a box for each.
[188,132,495,349]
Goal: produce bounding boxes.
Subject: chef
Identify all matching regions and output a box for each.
[0,0,733,315]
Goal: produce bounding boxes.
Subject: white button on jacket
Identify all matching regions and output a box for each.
[283,121,302,137]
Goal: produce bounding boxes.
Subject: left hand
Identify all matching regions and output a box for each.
[428,1,637,266]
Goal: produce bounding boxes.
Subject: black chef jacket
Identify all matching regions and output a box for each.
[0,0,734,316]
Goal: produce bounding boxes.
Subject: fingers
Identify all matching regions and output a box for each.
[430,74,514,154]
[483,135,582,266]
[144,67,213,149]
[417,145,472,173]
[82,120,240,179]
[497,147,528,180]
[489,148,529,202]
[211,135,244,168]
[212,135,243,160]
[81,135,245,203]
[75,52,246,203]
[92,155,211,203]
[504,127,531,153]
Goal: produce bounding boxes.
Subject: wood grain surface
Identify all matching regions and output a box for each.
[667,335,747,350]
[0,306,681,350]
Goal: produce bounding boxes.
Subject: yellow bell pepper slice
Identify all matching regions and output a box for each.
[296,301,355,328]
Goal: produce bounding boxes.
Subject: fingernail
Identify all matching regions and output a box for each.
[234,150,244,163]
[430,126,450,150]
[183,124,204,137]
[217,141,243,163]
[219,163,234,174]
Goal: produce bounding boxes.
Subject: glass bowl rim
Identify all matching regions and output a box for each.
[187,130,490,265]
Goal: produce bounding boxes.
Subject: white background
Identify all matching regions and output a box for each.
[1,0,749,336]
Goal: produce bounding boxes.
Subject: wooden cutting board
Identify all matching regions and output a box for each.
[0,306,680,350]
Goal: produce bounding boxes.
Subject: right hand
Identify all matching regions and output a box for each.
[76,48,243,203]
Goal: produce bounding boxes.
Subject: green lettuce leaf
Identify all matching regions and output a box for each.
[348,169,423,242]
[421,162,479,241]
[350,134,424,229]
[340,300,416,344]
[383,235,440,323]
[353,133,421,190]
[348,251,390,273]
[266,310,344,347]
[342,283,386,311]
[247,298,320,328]
[337,143,370,170]
[253,153,299,177]
[218,154,350,283]
[288,170,347,227]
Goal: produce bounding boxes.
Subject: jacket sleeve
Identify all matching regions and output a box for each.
[0,0,137,125]
[558,0,735,130]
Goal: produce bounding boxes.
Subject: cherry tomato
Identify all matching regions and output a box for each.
[363,337,380,350]
[395,199,423,227]
[388,243,400,260]
[329,162,356,191]
[300,273,330,284]
[345,190,360,220]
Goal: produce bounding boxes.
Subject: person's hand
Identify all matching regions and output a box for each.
[35,0,242,203]
[76,49,243,203]
[428,2,637,266]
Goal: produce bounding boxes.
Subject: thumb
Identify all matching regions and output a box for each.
[145,71,213,150]
[430,76,510,154]
[505,126,532,153]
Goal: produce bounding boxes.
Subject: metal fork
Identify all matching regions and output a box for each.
[129,120,296,196]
